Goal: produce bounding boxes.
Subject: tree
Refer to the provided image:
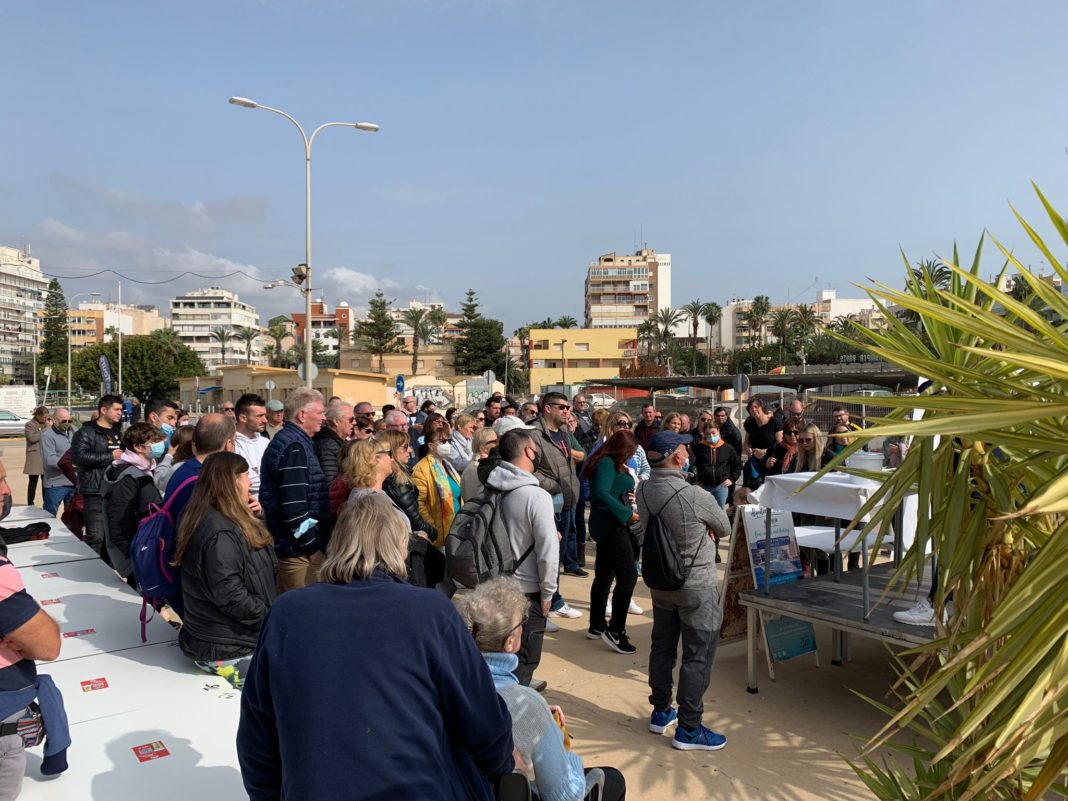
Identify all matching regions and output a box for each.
[38,278,68,385]
[703,302,723,374]
[401,307,430,376]
[211,328,234,366]
[72,336,205,404]
[233,326,259,365]
[453,290,506,376]
[680,300,707,345]
[324,325,349,368]
[653,307,684,341]
[356,291,404,373]
[311,337,334,370]
[637,320,658,359]
[266,320,289,367]
[744,295,771,347]
[769,307,795,364]
[839,203,1066,799]
[554,316,578,329]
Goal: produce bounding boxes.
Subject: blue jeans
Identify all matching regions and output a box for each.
[557,507,579,572]
[42,486,74,517]
[702,484,729,509]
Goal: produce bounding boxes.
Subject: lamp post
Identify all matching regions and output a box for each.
[263,276,320,370]
[558,339,567,388]
[229,96,379,387]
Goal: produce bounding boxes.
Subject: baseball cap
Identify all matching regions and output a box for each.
[266,400,284,412]
[647,430,692,462]
[493,416,534,436]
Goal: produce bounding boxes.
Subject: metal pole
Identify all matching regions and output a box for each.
[764,507,772,595]
[304,140,313,388]
[67,310,72,413]
[117,280,122,395]
[559,339,567,388]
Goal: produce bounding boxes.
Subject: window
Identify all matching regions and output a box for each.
[575,343,589,351]
[350,359,361,368]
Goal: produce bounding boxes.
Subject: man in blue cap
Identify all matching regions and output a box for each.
[637,429,731,753]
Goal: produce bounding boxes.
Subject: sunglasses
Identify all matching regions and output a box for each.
[358,427,373,434]
[548,403,571,411]
[374,449,392,457]
[783,431,799,437]
[222,407,234,412]
[798,437,815,444]
[475,416,485,422]
[615,420,632,428]
[486,438,499,446]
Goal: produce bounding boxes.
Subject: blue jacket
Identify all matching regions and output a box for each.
[237,571,515,800]
[258,422,328,558]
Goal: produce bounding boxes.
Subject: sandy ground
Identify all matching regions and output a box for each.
[0,435,900,799]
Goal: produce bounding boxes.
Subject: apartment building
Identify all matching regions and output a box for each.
[584,248,671,328]
[170,287,261,371]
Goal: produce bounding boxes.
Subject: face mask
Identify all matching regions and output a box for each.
[56,421,71,431]
[683,458,691,472]
[149,440,167,461]
[709,434,720,444]
[437,443,454,458]
[161,422,175,447]
[0,494,10,521]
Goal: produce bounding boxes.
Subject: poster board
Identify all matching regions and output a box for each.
[720,505,818,678]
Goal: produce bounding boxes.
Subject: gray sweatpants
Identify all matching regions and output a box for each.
[647,582,721,730]
[0,710,26,801]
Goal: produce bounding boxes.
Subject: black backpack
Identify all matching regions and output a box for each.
[445,487,534,589]
[640,485,703,591]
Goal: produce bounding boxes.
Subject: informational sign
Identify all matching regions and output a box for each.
[99,355,114,394]
[482,370,496,384]
[395,375,405,393]
[132,741,171,762]
[733,373,750,395]
[297,362,319,382]
[740,506,803,587]
[264,379,276,391]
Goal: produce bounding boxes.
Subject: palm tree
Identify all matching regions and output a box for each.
[793,304,820,365]
[324,325,349,368]
[653,307,684,341]
[233,326,259,365]
[744,295,771,347]
[636,320,658,359]
[266,322,289,367]
[703,302,722,373]
[210,328,234,367]
[426,308,448,343]
[769,307,795,358]
[834,194,1068,800]
[554,316,578,329]
[680,300,707,346]
[150,328,183,360]
[514,324,532,370]
[401,307,430,377]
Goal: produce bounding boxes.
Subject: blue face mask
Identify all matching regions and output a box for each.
[149,440,167,461]
[709,434,720,444]
[161,422,175,447]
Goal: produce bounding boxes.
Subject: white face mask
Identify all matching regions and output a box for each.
[437,442,454,458]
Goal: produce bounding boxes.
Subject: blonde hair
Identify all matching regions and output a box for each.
[346,438,382,489]
[661,412,684,433]
[173,452,272,565]
[472,426,498,459]
[797,423,826,472]
[605,410,632,436]
[453,413,475,431]
[591,407,610,432]
[320,492,408,582]
[459,576,530,653]
[378,430,413,485]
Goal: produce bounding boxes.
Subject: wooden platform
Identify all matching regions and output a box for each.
[739,563,934,692]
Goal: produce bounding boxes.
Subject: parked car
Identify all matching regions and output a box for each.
[0,410,31,437]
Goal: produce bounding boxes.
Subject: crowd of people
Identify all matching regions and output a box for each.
[7,387,889,799]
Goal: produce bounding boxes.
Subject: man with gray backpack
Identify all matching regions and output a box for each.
[637,430,731,753]
[455,428,559,690]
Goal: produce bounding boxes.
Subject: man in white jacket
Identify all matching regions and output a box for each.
[483,428,559,689]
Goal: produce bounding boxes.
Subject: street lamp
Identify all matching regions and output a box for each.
[229,96,379,386]
[63,292,101,413]
[558,339,567,387]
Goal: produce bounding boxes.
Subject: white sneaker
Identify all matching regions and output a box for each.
[544,619,560,633]
[629,600,644,615]
[893,598,935,626]
[550,603,583,619]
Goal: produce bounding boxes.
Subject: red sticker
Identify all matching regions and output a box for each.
[40,599,61,606]
[132,741,170,762]
[80,677,109,692]
[62,628,96,638]
[41,572,59,578]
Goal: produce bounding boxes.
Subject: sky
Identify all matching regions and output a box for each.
[3,1,1068,333]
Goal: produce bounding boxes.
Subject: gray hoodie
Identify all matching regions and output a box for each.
[635,468,731,589]
[485,461,559,602]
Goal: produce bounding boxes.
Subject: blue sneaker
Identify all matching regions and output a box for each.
[672,725,727,751]
[649,707,678,734]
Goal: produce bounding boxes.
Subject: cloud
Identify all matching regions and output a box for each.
[48,175,268,236]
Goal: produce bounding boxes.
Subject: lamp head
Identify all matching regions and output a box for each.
[354,122,380,132]
[228,97,259,109]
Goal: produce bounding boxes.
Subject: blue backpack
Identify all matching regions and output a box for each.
[130,475,198,641]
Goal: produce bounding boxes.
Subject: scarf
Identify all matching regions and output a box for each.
[779,442,798,473]
[428,456,459,529]
[115,449,155,474]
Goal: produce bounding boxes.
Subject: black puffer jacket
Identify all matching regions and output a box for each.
[103,463,161,578]
[71,421,123,495]
[178,508,277,661]
[693,440,742,489]
[382,474,438,543]
[313,427,345,483]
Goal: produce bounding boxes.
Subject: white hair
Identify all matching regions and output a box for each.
[284,388,325,422]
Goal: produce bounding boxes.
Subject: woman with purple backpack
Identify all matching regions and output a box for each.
[173,452,277,689]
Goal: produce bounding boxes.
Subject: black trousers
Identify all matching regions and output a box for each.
[516,591,547,686]
[26,475,40,505]
[588,525,638,635]
[81,493,110,563]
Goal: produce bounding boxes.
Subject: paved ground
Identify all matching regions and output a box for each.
[0,433,898,799]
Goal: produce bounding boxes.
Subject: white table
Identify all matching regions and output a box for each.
[22,561,178,661]
[7,538,96,569]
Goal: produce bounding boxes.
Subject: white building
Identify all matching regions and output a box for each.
[0,245,49,383]
[170,288,261,371]
[584,248,672,329]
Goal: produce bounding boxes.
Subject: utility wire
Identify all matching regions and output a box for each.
[43,267,257,285]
